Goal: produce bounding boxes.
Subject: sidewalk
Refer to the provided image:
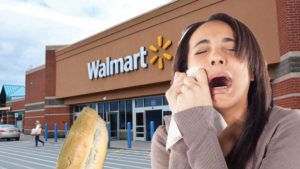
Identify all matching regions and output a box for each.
[110,140,151,151]
[20,134,151,151]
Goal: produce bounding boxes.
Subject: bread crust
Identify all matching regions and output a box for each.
[84,116,108,169]
[56,107,108,169]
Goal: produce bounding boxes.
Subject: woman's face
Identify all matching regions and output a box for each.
[187,21,252,113]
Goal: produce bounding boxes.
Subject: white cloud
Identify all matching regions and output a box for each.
[0,0,174,88]
[0,41,15,55]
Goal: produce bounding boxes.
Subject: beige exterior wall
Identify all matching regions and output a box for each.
[55,0,280,104]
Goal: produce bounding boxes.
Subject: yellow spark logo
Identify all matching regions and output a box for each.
[149,35,172,70]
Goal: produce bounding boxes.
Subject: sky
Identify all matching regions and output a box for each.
[0,0,173,88]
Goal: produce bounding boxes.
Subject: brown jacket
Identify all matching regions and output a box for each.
[151,106,300,169]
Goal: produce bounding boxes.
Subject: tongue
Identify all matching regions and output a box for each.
[214,82,227,88]
[213,86,228,89]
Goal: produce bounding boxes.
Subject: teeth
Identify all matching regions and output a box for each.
[213,86,228,89]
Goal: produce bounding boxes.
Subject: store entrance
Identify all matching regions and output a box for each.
[145,110,162,141]
[106,111,119,140]
[135,111,146,141]
[134,105,170,141]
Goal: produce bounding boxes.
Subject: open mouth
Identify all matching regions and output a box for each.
[209,76,232,90]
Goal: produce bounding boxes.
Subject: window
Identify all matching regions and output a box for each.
[119,100,126,129]
[74,105,86,112]
[163,95,169,105]
[163,111,171,116]
[80,105,86,111]
[104,103,109,121]
[88,103,97,110]
[74,106,80,112]
[126,100,132,129]
[135,98,143,107]
[110,101,119,111]
[98,103,104,119]
[144,96,162,107]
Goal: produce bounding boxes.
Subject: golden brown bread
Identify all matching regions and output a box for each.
[56,107,108,169]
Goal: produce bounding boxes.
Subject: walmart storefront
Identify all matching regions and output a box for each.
[73,96,171,141]
[52,0,281,141]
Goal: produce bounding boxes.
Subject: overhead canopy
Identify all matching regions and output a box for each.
[0,85,25,104]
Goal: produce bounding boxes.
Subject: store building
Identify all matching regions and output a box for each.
[0,85,25,129]
[21,0,299,141]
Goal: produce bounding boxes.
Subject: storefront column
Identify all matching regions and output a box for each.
[273,0,300,109]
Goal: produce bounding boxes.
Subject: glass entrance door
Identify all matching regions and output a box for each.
[145,110,162,141]
[106,111,119,140]
[135,111,146,141]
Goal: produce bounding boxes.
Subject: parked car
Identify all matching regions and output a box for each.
[0,124,20,141]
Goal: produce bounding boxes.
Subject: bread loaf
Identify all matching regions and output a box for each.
[56,107,108,169]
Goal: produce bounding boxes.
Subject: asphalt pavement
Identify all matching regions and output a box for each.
[0,134,151,169]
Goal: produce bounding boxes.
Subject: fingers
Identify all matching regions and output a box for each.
[181,76,203,96]
[170,72,186,95]
[194,68,210,90]
[167,70,213,113]
[173,72,186,84]
[183,76,198,88]
[180,84,192,94]
[176,69,210,93]
[176,71,207,94]
[166,72,186,112]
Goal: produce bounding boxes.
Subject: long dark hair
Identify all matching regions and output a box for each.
[174,13,273,169]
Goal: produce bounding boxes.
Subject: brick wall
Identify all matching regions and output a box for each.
[272,78,300,96]
[23,47,70,135]
[3,100,25,125]
[25,68,45,104]
[44,106,72,130]
[274,97,300,109]
[6,115,15,125]
[276,0,300,55]
[1,113,16,124]
[273,0,300,109]
[6,99,25,111]
[24,67,46,132]
[23,110,45,130]
[45,50,56,97]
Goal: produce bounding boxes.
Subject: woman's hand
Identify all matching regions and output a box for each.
[166,69,212,114]
[176,68,212,113]
[165,72,186,113]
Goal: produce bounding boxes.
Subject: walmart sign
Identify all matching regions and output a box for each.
[87,46,148,80]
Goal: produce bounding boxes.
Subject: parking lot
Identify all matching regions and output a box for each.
[0,135,151,169]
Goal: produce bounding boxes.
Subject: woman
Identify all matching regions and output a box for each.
[151,13,300,169]
[34,120,45,147]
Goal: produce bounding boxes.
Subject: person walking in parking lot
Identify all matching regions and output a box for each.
[34,120,45,147]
